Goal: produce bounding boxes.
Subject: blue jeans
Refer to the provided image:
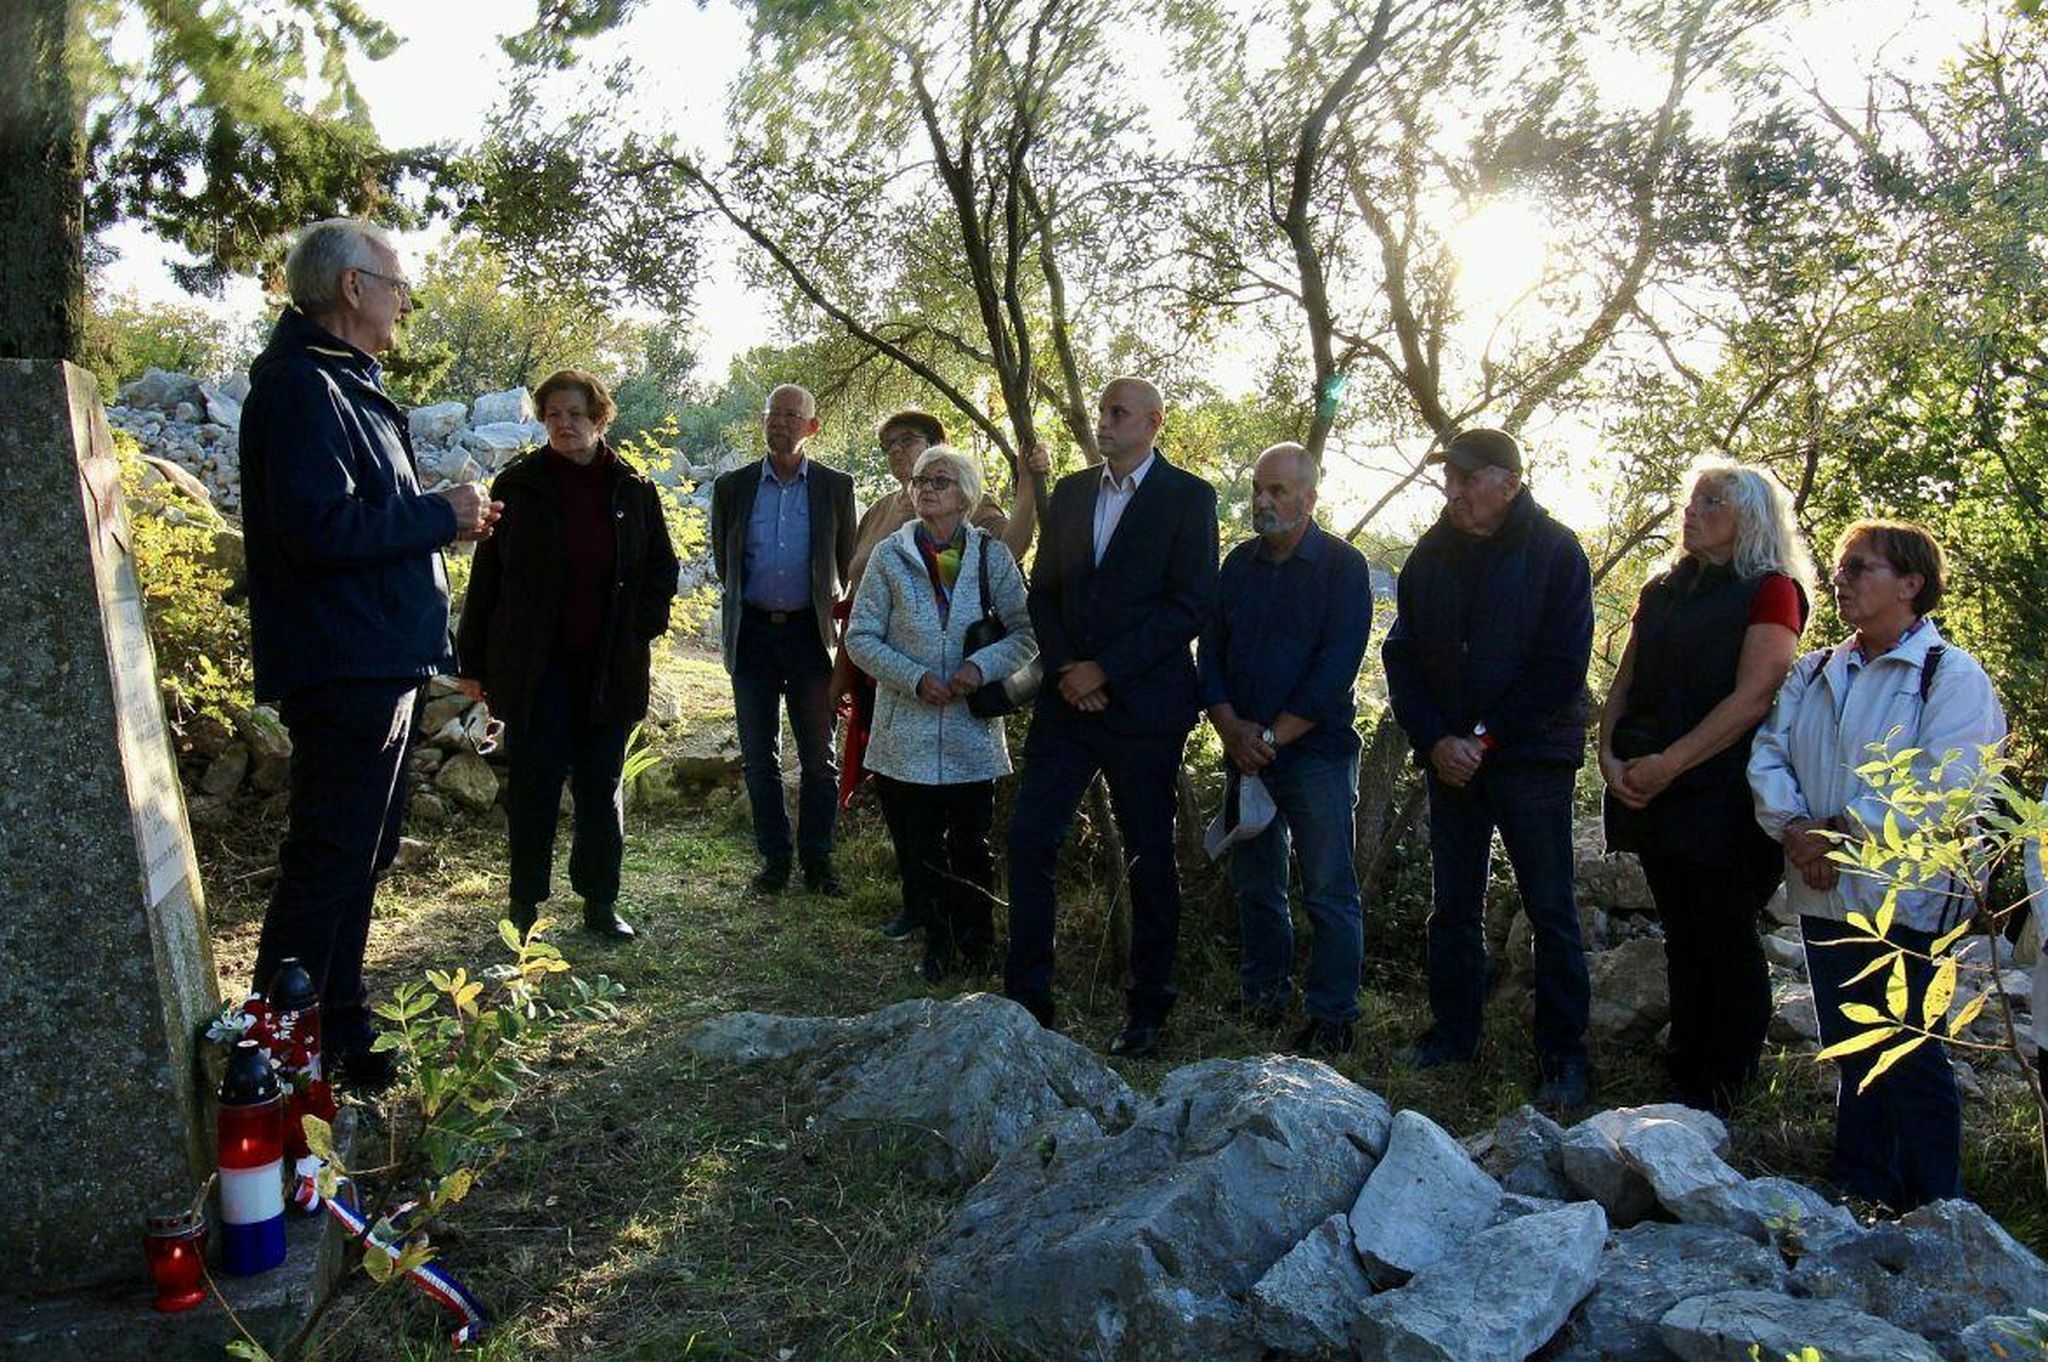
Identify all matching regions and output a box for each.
[505,657,631,910]
[1231,751,1363,1024]
[1424,762,1588,1063]
[1801,915,1962,1209]
[732,610,837,863]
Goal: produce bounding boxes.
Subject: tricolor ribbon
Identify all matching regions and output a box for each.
[323,1175,489,1346]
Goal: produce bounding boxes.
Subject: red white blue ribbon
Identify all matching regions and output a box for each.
[324,1177,489,1346]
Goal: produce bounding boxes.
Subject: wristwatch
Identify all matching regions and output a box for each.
[1260,726,1276,746]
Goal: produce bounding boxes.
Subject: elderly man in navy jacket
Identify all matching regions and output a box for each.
[1005,377,1219,1057]
[1381,427,1595,1108]
[242,218,499,1091]
[1198,443,1374,1059]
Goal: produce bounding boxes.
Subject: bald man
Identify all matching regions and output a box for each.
[711,383,858,896]
[1005,377,1220,1056]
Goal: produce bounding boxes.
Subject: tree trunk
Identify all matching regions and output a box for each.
[1354,709,1422,903]
[0,0,85,364]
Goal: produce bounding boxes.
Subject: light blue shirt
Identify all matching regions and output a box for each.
[744,457,813,611]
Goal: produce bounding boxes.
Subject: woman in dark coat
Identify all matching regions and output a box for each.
[456,369,679,939]
[1597,461,1813,1113]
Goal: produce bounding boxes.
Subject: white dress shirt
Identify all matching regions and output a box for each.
[1091,449,1156,566]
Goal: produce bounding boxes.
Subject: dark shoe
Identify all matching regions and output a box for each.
[1392,1032,1475,1071]
[1008,992,1056,1029]
[920,953,954,985]
[1107,1018,1163,1059]
[877,909,923,940]
[508,900,538,938]
[1289,1018,1357,1058]
[751,857,792,894]
[333,1045,399,1096]
[802,859,846,898]
[1535,1055,1593,1110]
[583,901,635,941]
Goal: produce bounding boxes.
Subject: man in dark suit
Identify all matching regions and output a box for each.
[710,384,858,896]
[1005,377,1220,1056]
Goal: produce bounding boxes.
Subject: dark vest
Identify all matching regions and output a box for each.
[1605,561,1803,865]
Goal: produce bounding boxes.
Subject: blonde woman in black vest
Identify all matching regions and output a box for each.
[1598,461,1814,1114]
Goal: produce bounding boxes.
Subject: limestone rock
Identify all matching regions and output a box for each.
[1763,926,1806,973]
[1956,1314,2048,1359]
[1578,850,1654,914]
[408,790,448,825]
[1543,1223,1788,1362]
[1614,1118,1858,1249]
[118,367,204,411]
[1469,1103,1572,1201]
[421,691,477,734]
[1247,1212,1373,1357]
[1561,1105,1728,1228]
[471,387,533,426]
[1351,1201,1607,1361]
[467,420,542,454]
[1657,1289,1942,1362]
[669,721,743,787]
[232,704,292,793]
[686,994,1139,1188]
[1587,936,1670,1039]
[1349,1108,1503,1285]
[200,382,242,428]
[409,401,469,445]
[1770,980,1820,1044]
[198,743,248,797]
[436,752,501,813]
[1788,1199,2048,1351]
[206,524,245,581]
[922,1055,1391,1360]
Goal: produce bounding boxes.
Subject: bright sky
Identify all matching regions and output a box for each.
[98,0,1990,535]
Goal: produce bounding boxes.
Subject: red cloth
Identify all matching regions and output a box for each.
[545,444,618,654]
[1747,572,1808,631]
[832,596,870,811]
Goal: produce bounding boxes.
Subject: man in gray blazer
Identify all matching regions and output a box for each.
[710,384,858,895]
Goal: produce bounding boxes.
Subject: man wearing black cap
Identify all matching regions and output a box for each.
[1381,427,1595,1108]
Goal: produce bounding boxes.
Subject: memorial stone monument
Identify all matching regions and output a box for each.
[0,360,220,1288]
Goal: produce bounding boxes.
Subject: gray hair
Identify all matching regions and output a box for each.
[284,219,394,314]
[764,383,816,420]
[1674,458,1817,599]
[913,444,983,506]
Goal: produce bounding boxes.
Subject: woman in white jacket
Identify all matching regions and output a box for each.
[846,445,1038,982]
[1748,520,2006,1210]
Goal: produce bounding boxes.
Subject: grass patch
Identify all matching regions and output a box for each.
[197,778,2048,1359]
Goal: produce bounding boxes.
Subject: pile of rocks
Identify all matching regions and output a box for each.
[685,993,2048,1361]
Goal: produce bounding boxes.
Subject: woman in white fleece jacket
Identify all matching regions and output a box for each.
[846,444,1037,982]
[1749,519,2005,1211]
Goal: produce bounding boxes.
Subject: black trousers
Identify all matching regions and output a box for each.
[1006,721,1187,1024]
[252,678,418,1055]
[1641,851,1781,1110]
[505,656,630,911]
[875,775,996,971]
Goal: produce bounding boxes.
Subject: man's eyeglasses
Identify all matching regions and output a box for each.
[354,268,413,306]
[881,433,927,453]
[1834,557,1895,580]
[910,474,958,492]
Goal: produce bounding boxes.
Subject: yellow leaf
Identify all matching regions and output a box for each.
[426,968,456,992]
[1884,809,1905,850]
[1873,897,1896,939]
[1840,949,1901,990]
[1858,1035,1929,1092]
[1839,1003,1888,1026]
[1923,958,1959,1026]
[1947,990,1991,1038]
[1816,1026,1902,1062]
[1886,955,1909,1021]
[302,1115,334,1161]
[1845,912,1874,935]
[1932,919,1974,956]
[363,1249,394,1284]
[435,1167,475,1209]
[498,918,522,951]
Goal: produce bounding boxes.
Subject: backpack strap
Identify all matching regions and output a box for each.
[1798,648,1829,688]
[1921,644,1945,702]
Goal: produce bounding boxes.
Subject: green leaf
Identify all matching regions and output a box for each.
[225,1342,272,1361]
[363,1247,395,1284]
[302,1114,335,1162]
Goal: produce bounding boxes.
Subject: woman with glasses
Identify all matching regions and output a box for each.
[1749,520,2005,1209]
[835,409,1049,939]
[845,445,1038,982]
[1598,462,1814,1113]
[455,369,679,940]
